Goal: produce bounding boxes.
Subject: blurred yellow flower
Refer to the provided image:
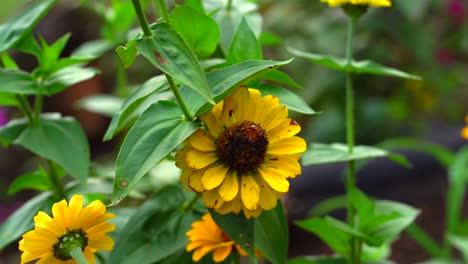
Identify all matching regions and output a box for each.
[462,114,468,140]
[186,213,248,262]
[321,0,391,7]
[176,86,306,218]
[19,195,115,264]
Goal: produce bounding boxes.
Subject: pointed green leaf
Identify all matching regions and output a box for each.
[112,101,200,202]
[226,17,262,64]
[255,203,288,264]
[302,143,403,165]
[0,0,57,52]
[448,235,468,262]
[0,69,40,94]
[260,70,301,89]
[0,192,54,250]
[0,117,29,146]
[214,8,243,55]
[15,115,90,184]
[1,53,19,70]
[38,33,71,70]
[8,169,52,195]
[258,85,315,115]
[137,22,213,104]
[44,66,99,95]
[171,6,220,58]
[210,210,256,258]
[77,95,123,117]
[289,48,422,80]
[180,59,292,116]
[0,92,18,106]
[103,75,168,141]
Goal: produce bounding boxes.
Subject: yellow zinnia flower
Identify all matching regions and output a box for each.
[186,213,248,262]
[321,0,391,7]
[176,86,306,218]
[19,195,115,264]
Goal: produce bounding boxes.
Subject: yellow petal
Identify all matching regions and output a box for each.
[188,169,206,192]
[231,86,250,122]
[267,119,301,143]
[51,199,68,229]
[218,170,239,202]
[185,150,219,169]
[263,155,302,178]
[240,174,260,210]
[67,194,84,230]
[258,166,289,193]
[188,129,216,152]
[202,164,229,190]
[262,105,288,132]
[203,190,223,209]
[200,103,223,138]
[258,179,278,210]
[243,206,263,219]
[220,92,239,127]
[88,234,115,251]
[252,95,279,125]
[213,245,233,262]
[267,136,306,156]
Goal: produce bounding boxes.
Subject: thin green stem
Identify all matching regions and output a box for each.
[182,193,200,212]
[115,56,128,97]
[156,0,171,22]
[70,247,89,264]
[345,16,359,264]
[16,95,34,123]
[227,0,234,11]
[34,94,43,123]
[406,224,444,258]
[132,0,152,37]
[47,160,66,200]
[167,74,193,121]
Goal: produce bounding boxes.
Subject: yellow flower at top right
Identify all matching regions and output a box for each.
[462,114,468,140]
[321,0,391,7]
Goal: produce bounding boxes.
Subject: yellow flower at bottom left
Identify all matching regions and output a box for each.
[19,195,115,264]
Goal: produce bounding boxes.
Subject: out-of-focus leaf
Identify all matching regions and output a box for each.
[8,169,51,195]
[258,85,315,115]
[255,204,288,264]
[44,66,99,95]
[77,95,124,117]
[226,17,262,64]
[116,40,138,69]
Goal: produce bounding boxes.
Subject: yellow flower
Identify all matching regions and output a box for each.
[176,86,306,218]
[186,213,247,262]
[462,114,468,140]
[321,0,391,7]
[19,195,115,264]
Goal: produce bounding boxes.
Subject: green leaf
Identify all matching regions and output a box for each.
[379,137,455,168]
[0,192,54,250]
[288,255,347,264]
[226,17,262,64]
[260,70,301,89]
[255,203,288,264]
[0,0,57,52]
[308,195,347,217]
[349,187,375,229]
[448,235,468,262]
[210,210,256,258]
[258,85,315,115]
[112,101,199,203]
[301,143,392,165]
[15,115,90,184]
[296,217,351,254]
[8,168,52,195]
[213,8,243,55]
[0,92,18,106]
[1,53,19,70]
[38,33,72,72]
[0,117,29,146]
[103,75,168,141]
[44,66,99,95]
[171,6,220,58]
[137,22,213,104]
[0,69,40,95]
[288,48,422,80]
[116,40,138,69]
[72,39,113,59]
[77,95,124,117]
[446,146,468,236]
[185,0,205,13]
[108,186,191,264]
[180,59,292,116]
[260,32,282,46]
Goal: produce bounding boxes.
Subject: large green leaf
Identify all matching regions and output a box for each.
[103,75,168,141]
[226,17,262,65]
[210,210,256,259]
[258,85,315,115]
[15,115,90,184]
[302,143,391,165]
[108,186,193,264]
[255,204,288,264]
[213,8,243,55]
[446,146,468,237]
[171,6,220,58]
[112,101,199,202]
[0,192,54,250]
[0,69,40,94]
[260,70,301,89]
[288,48,421,80]
[137,22,213,104]
[180,59,292,116]
[0,0,57,52]
[44,66,99,95]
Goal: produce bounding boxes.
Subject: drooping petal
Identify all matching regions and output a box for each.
[218,170,239,202]
[267,118,301,143]
[188,129,216,152]
[241,174,260,210]
[257,166,290,193]
[213,245,233,262]
[202,164,230,190]
[185,150,219,169]
[263,155,302,178]
[267,136,307,156]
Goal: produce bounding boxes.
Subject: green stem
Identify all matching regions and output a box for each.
[345,16,359,264]
[16,95,33,123]
[115,56,128,97]
[70,247,89,264]
[167,74,193,120]
[182,193,200,212]
[34,94,43,123]
[406,224,443,258]
[155,0,171,22]
[131,0,152,37]
[47,160,66,200]
[227,0,233,11]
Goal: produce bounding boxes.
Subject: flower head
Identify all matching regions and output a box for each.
[186,213,248,262]
[321,0,391,7]
[176,86,306,218]
[19,195,115,264]
[462,114,468,140]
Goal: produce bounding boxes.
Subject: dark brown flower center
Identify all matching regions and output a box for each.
[217,121,268,174]
[53,229,88,261]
